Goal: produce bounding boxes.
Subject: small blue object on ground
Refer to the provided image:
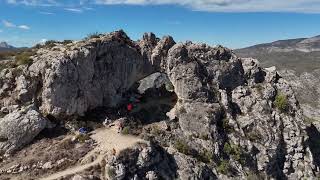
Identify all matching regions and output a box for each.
[79,127,88,134]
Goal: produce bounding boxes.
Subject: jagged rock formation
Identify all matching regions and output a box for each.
[107,142,177,180]
[235,36,320,123]
[0,30,319,179]
[278,69,320,121]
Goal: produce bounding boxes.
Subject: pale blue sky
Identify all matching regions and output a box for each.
[0,0,320,48]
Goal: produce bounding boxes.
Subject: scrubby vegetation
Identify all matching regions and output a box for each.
[0,51,17,60]
[62,40,73,45]
[274,93,289,112]
[197,149,213,163]
[75,134,91,143]
[85,32,101,40]
[15,51,34,66]
[121,126,130,135]
[223,142,244,163]
[174,139,191,155]
[217,160,231,174]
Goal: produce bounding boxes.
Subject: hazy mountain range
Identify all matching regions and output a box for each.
[235,35,320,73]
[0,42,16,52]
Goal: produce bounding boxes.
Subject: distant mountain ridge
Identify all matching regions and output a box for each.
[234,35,320,73]
[0,42,16,51]
[236,35,320,54]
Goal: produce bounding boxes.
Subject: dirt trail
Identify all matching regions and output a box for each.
[40,127,145,180]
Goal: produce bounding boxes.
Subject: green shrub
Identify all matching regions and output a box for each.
[197,149,213,163]
[15,52,34,66]
[174,139,191,155]
[76,134,90,143]
[274,93,288,112]
[33,43,43,49]
[217,160,231,174]
[121,126,130,135]
[45,40,58,48]
[86,32,100,40]
[63,40,73,45]
[223,142,243,162]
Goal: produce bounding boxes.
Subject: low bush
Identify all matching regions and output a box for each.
[274,93,289,112]
[122,126,130,135]
[197,149,213,163]
[63,40,73,45]
[15,52,34,66]
[76,134,90,143]
[44,40,58,48]
[174,139,191,155]
[223,142,243,162]
[85,32,100,40]
[217,160,231,174]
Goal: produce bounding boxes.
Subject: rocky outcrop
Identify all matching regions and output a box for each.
[278,69,320,122]
[0,30,319,179]
[106,142,177,180]
[0,105,47,153]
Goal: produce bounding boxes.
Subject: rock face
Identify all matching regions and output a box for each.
[278,69,320,121]
[0,30,319,179]
[0,105,47,153]
[235,36,320,122]
[107,142,177,180]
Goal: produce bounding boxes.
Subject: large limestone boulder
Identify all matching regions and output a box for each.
[0,105,47,153]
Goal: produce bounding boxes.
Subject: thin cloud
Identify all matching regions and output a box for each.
[0,29,3,33]
[64,8,83,13]
[3,20,16,28]
[40,11,55,15]
[6,0,58,6]
[2,20,31,30]
[18,25,30,30]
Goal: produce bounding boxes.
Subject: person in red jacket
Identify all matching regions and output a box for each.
[127,103,133,112]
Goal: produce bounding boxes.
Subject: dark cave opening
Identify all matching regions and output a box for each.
[71,72,178,133]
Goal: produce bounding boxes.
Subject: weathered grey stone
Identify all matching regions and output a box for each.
[0,105,47,153]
